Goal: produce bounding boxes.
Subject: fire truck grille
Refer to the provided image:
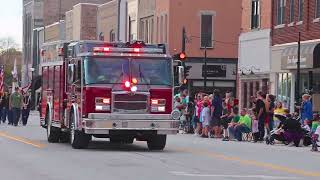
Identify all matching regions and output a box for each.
[113,93,148,113]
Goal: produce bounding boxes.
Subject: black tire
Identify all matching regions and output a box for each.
[294,140,300,147]
[147,135,167,150]
[110,137,123,143]
[123,137,134,144]
[60,132,70,143]
[46,110,60,143]
[70,112,91,149]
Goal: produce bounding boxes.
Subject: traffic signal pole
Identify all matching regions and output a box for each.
[296,32,301,104]
[204,45,207,92]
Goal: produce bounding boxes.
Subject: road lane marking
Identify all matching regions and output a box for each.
[170,172,300,179]
[0,132,46,148]
[174,148,320,177]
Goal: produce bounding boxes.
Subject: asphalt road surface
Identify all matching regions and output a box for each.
[0,112,319,180]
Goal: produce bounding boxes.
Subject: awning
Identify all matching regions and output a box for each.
[281,42,320,70]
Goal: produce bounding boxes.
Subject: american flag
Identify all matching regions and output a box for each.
[0,65,4,94]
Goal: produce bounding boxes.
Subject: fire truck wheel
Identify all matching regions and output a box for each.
[147,135,167,150]
[70,112,90,149]
[46,111,60,143]
[60,132,70,143]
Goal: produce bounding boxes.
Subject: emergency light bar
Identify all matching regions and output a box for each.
[92,47,164,54]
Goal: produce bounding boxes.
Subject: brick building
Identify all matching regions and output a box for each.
[153,0,241,95]
[22,0,44,88]
[271,0,320,111]
[43,0,110,26]
[239,0,272,109]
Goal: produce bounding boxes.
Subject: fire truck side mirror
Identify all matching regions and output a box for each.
[68,64,76,84]
[178,66,184,85]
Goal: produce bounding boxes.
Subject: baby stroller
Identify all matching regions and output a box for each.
[266,114,288,145]
[266,128,289,145]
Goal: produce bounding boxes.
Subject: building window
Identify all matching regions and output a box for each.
[110,30,115,42]
[160,16,163,43]
[145,20,149,43]
[156,17,159,43]
[140,20,145,41]
[276,0,285,25]
[150,18,154,43]
[289,0,294,22]
[201,14,213,48]
[251,0,260,29]
[164,14,168,43]
[316,0,320,18]
[298,0,304,21]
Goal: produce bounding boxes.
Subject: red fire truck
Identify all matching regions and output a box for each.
[39,41,180,150]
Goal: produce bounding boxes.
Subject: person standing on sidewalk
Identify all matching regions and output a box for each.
[0,92,4,124]
[211,89,223,138]
[9,87,23,126]
[22,90,31,126]
[255,91,266,141]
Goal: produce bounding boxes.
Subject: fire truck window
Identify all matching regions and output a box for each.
[131,59,172,86]
[84,57,129,85]
[67,64,75,84]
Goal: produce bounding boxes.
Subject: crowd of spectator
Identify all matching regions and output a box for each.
[174,87,320,151]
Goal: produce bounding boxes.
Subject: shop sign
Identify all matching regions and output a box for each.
[282,55,311,69]
[202,65,227,77]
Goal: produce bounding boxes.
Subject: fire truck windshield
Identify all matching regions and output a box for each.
[84,57,129,85]
[131,58,172,86]
[84,57,172,86]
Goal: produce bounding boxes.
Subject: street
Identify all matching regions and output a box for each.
[0,112,318,180]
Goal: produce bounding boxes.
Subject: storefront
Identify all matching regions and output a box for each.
[184,58,238,96]
[272,40,320,112]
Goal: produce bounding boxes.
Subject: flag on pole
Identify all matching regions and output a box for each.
[11,59,18,93]
[0,65,4,94]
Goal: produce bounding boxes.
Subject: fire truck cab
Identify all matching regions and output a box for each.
[40,40,179,150]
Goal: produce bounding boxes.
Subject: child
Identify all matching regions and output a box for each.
[311,126,320,151]
[251,115,259,142]
[201,102,211,138]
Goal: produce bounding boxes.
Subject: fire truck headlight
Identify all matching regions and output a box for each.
[158,106,165,112]
[95,105,110,111]
[171,110,181,120]
[131,86,137,92]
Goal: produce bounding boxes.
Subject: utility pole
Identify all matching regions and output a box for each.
[296,32,301,104]
[181,27,186,68]
[59,0,62,21]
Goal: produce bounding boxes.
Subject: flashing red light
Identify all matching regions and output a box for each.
[134,48,140,53]
[125,81,131,88]
[103,47,110,51]
[179,52,186,60]
[93,47,111,52]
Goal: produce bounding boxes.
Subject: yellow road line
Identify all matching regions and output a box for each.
[0,132,46,148]
[176,148,320,177]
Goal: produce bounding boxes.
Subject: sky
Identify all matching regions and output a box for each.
[0,0,22,47]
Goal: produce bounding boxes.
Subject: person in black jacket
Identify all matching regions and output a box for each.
[280,113,304,147]
[0,92,9,124]
[22,90,31,126]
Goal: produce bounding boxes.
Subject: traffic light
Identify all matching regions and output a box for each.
[185,65,192,78]
[173,52,187,61]
[179,52,186,60]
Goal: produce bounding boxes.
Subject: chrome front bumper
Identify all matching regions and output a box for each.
[82,113,179,135]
